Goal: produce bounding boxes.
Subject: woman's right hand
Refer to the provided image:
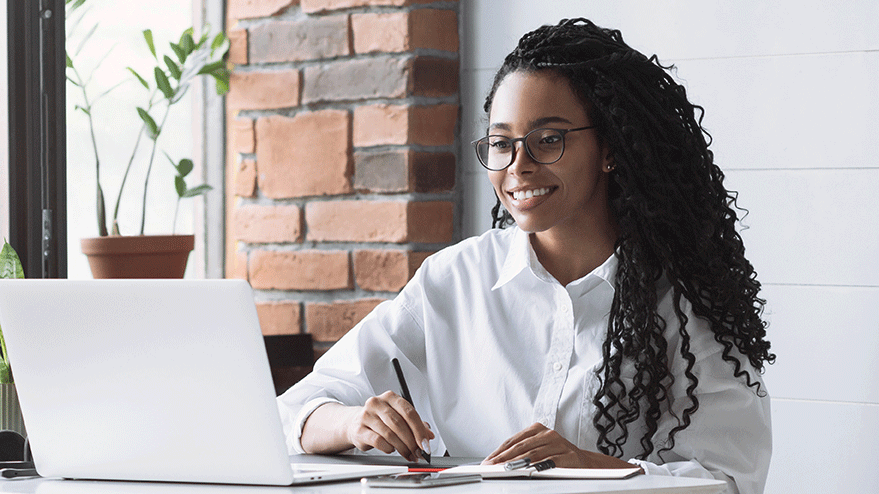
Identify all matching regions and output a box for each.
[344,390,434,462]
[301,391,434,462]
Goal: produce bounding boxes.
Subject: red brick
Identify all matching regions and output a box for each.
[229,251,249,280]
[411,151,455,192]
[233,205,302,243]
[353,104,408,146]
[352,10,457,54]
[407,201,454,243]
[354,150,455,193]
[412,57,458,97]
[410,104,458,146]
[410,9,458,52]
[354,250,432,291]
[256,302,302,335]
[235,158,257,197]
[353,104,457,147]
[303,57,409,104]
[228,70,301,110]
[306,200,407,242]
[230,118,255,154]
[249,15,349,63]
[228,28,248,65]
[256,110,352,199]
[302,0,447,13]
[305,299,386,342]
[250,250,352,290]
[352,12,408,54]
[305,200,453,243]
[228,0,296,20]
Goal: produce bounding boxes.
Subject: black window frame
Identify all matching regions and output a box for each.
[7,0,67,278]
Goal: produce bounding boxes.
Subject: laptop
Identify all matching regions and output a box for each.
[0,279,407,485]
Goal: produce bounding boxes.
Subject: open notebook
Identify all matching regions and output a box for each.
[441,462,642,480]
[0,279,406,485]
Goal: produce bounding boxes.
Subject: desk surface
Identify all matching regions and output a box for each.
[2,476,726,494]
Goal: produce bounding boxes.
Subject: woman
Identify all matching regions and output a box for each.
[278,18,774,494]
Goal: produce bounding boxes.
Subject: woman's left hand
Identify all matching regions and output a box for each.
[482,422,636,469]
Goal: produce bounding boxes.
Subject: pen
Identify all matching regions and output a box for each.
[391,357,431,464]
[504,457,531,471]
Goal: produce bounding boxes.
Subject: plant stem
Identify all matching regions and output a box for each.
[173,198,181,235]
[71,65,108,237]
[138,104,172,235]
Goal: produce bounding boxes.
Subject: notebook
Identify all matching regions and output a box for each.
[0,279,406,485]
[440,463,642,480]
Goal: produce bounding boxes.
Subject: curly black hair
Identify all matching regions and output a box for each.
[483,18,775,460]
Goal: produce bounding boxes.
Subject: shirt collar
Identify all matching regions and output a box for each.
[492,226,618,293]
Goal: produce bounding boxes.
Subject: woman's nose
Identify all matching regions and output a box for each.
[507,141,538,174]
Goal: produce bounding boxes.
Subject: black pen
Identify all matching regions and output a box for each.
[391,357,431,464]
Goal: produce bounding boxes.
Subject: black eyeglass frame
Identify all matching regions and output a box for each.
[472,126,596,171]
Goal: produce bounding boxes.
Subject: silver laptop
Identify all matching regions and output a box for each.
[0,279,406,485]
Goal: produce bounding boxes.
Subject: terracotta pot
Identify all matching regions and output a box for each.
[80,235,195,279]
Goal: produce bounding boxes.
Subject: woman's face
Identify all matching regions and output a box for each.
[487,70,613,237]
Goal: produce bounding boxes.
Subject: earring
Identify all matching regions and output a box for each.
[604,163,615,172]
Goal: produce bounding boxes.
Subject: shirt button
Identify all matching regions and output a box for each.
[553,362,562,372]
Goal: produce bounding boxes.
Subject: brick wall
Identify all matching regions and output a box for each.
[225,0,459,360]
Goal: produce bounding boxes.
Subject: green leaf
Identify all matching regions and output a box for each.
[0,241,25,280]
[181,33,195,55]
[154,67,174,100]
[211,32,226,51]
[66,53,73,68]
[66,75,80,87]
[143,29,156,59]
[126,67,149,89]
[177,158,194,177]
[214,74,229,95]
[164,55,182,80]
[136,107,160,140]
[174,175,186,198]
[197,60,225,76]
[0,359,11,385]
[170,42,186,64]
[75,105,90,116]
[182,184,212,198]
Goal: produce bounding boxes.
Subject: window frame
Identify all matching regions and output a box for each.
[7,0,67,278]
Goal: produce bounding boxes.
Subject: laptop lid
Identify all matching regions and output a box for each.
[0,279,402,485]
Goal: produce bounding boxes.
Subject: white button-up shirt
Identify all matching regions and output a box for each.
[277,226,771,494]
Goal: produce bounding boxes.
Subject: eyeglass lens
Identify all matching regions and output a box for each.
[475,128,565,171]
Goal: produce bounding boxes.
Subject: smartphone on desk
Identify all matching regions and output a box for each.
[362,472,482,488]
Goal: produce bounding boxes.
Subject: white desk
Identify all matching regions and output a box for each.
[1,476,726,494]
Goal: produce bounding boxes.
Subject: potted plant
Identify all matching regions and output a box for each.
[66,0,230,278]
[0,240,26,436]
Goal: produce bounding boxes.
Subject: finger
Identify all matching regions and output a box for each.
[382,391,433,458]
[362,395,418,461]
[369,408,420,461]
[484,423,546,463]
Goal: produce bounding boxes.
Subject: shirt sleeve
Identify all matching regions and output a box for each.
[627,305,772,494]
[276,295,428,455]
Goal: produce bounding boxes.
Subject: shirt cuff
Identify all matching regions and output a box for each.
[291,397,343,454]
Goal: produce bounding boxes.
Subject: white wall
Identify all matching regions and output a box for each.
[459,1,879,492]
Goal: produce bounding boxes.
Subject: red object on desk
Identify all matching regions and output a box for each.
[408,467,447,472]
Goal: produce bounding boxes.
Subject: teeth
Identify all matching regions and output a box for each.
[513,188,550,200]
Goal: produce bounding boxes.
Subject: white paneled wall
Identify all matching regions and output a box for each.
[459,1,879,492]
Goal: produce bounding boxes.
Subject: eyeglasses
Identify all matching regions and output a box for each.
[472,126,596,171]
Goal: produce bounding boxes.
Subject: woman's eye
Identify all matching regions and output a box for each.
[539,134,561,145]
[489,139,511,150]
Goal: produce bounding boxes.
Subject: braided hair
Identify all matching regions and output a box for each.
[483,18,775,460]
